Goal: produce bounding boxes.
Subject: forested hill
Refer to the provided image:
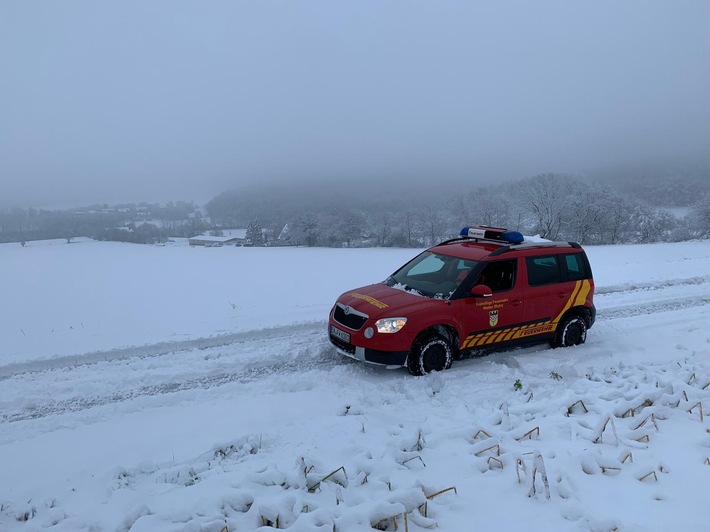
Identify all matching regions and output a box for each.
[206,171,710,247]
[3,169,709,247]
[595,162,710,207]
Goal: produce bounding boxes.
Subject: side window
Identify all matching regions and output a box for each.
[479,259,517,292]
[562,253,589,281]
[526,256,562,286]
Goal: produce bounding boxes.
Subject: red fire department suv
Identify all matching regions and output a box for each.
[328,226,595,375]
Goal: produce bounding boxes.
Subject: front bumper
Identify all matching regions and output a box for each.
[329,334,408,368]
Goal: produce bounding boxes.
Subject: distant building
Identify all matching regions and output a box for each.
[188,235,244,247]
[188,229,247,247]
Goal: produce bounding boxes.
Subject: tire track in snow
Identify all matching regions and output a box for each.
[3,340,346,424]
[3,282,710,423]
[597,294,710,320]
[0,349,342,424]
[0,322,327,380]
[595,275,710,296]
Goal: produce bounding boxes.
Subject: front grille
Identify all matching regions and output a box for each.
[330,335,356,354]
[333,304,368,330]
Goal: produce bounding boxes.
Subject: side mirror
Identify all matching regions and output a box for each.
[471,284,493,298]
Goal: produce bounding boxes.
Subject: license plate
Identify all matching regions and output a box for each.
[330,325,350,343]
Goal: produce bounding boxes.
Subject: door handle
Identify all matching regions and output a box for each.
[558,291,568,298]
[511,299,522,306]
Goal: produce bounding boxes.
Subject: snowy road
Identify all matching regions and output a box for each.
[3,276,709,426]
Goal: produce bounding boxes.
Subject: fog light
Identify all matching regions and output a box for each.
[364,327,374,339]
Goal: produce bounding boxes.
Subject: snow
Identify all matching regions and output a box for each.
[665,207,692,219]
[220,229,248,239]
[1,238,710,531]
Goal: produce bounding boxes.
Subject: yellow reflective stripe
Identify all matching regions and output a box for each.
[503,328,519,342]
[464,335,480,348]
[485,332,504,345]
[574,280,591,307]
[470,336,481,348]
[464,318,566,349]
[462,336,476,349]
[553,280,582,324]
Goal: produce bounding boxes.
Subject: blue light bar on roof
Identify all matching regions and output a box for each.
[460,226,524,244]
[460,226,488,239]
[502,231,524,244]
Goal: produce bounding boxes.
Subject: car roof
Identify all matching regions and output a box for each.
[429,238,581,261]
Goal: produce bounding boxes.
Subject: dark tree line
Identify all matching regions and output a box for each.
[207,172,710,247]
[0,202,207,244]
[4,171,709,247]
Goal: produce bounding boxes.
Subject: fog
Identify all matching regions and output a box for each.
[1,1,709,209]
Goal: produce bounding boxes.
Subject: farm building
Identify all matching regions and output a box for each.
[188,229,246,247]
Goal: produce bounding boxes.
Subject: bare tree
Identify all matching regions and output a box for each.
[398,210,422,247]
[517,173,573,240]
[292,213,319,247]
[420,205,448,246]
[464,185,515,229]
[596,190,629,244]
[690,191,710,238]
[564,182,605,244]
[627,203,676,243]
[370,212,393,247]
[339,209,366,247]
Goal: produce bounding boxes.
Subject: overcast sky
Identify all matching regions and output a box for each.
[1,1,709,208]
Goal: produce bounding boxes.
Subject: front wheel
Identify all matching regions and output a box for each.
[553,315,587,348]
[407,333,453,376]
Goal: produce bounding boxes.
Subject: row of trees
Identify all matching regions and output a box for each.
[4,174,709,247]
[226,173,709,248]
[692,192,710,238]
[0,202,207,244]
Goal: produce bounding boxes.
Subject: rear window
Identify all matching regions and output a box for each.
[527,252,591,286]
[563,253,591,281]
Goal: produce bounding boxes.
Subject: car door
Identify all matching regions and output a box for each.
[458,259,523,349]
[520,253,580,332]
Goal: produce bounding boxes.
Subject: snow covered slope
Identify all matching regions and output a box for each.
[1,239,710,530]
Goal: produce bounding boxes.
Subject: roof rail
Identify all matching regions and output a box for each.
[486,240,577,256]
[489,245,511,256]
[435,236,503,246]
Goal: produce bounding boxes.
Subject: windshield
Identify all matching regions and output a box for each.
[385,251,479,298]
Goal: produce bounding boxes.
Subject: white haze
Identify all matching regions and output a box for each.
[1,1,709,208]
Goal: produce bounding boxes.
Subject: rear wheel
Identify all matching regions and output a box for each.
[407,333,453,376]
[553,314,587,348]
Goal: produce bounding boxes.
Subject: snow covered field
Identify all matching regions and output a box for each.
[2,239,710,531]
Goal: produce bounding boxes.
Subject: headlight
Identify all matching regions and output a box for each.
[375,317,408,334]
